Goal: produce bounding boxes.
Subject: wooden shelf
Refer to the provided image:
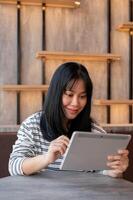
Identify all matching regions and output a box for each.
[0,0,80,8]
[36,51,121,62]
[94,99,133,106]
[1,85,133,106]
[102,123,133,128]
[0,84,49,92]
[116,22,133,35]
[101,123,133,133]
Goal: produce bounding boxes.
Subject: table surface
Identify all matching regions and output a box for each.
[0,170,133,200]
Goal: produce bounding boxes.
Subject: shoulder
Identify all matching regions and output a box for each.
[19,111,42,134]
[91,119,106,134]
[23,111,42,125]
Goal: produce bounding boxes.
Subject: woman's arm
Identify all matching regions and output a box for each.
[9,120,69,176]
[21,135,69,175]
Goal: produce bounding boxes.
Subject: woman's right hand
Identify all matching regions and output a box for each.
[45,135,69,165]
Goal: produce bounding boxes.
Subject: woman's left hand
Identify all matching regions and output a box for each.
[104,149,129,178]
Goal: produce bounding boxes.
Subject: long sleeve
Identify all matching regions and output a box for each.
[8,121,37,176]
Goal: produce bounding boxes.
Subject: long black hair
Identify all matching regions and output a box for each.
[40,62,93,141]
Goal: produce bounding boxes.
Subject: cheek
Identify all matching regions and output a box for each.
[81,99,87,108]
[62,95,69,107]
[82,98,87,106]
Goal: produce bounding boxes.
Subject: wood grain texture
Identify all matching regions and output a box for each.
[20,92,42,121]
[0,4,17,125]
[20,5,42,122]
[0,0,132,126]
[45,0,108,53]
[111,0,130,123]
[0,0,81,8]
[116,22,133,35]
[36,51,121,61]
[45,0,108,123]
[0,85,49,91]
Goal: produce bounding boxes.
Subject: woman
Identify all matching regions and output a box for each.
[9,62,129,177]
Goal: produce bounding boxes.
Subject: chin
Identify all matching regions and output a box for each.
[67,114,79,120]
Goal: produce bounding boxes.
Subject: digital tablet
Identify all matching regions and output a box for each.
[60,131,131,171]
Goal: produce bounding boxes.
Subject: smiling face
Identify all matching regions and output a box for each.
[62,79,87,121]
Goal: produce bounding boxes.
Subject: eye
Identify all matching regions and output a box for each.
[80,94,87,99]
[64,91,73,97]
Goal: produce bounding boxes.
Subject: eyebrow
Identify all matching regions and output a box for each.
[65,89,87,94]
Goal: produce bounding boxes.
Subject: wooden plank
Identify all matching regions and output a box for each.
[0,0,81,8]
[116,22,133,35]
[0,85,49,91]
[110,105,129,124]
[44,60,64,84]
[20,5,42,122]
[36,51,121,62]
[0,4,17,125]
[111,0,130,124]
[45,0,108,124]
[94,99,133,105]
[101,123,133,133]
[20,92,42,121]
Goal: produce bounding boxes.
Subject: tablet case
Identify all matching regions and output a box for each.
[60,131,131,171]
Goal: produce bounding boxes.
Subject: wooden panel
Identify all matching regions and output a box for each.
[94,99,133,105]
[0,0,81,8]
[20,5,42,122]
[0,4,17,125]
[0,85,49,91]
[45,0,108,124]
[36,51,121,61]
[45,60,64,84]
[45,0,108,53]
[111,0,130,124]
[20,92,42,121]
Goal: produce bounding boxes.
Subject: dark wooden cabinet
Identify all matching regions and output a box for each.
[0,132,17,178]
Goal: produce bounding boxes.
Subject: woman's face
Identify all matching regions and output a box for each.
[62,79,87,121]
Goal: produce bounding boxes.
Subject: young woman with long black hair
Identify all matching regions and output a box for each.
[9,62,129,177]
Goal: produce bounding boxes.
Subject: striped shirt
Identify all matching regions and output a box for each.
[8,112,106,176]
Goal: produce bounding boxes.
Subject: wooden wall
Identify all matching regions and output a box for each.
[0,4,17,125]
[111,0,130,124]
[0,0,132,126]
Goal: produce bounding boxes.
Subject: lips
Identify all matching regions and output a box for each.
[66,108,79,114]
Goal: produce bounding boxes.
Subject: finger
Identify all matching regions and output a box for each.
[55,138,69,147]
[107,164,127,173]
[54,142,67,153]
[107,160,128,172]
[117,149,129,156]
[108,149,129,160]
[50,142,67,155]
[50,145,64,156]
[107,155,121,161]
[107,161,121,169]
[52,139,69,151]
[57,135,69,143]
[50,137,69,155]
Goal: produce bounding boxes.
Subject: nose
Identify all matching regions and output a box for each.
[71,96,79,106]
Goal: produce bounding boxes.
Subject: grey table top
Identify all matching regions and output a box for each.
[0,170,133,200]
